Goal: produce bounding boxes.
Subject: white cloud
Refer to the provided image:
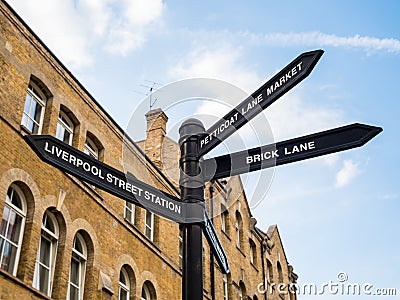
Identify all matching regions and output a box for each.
[7,0,165,68]
[168,43,262,92]
[8,0,93,69]
[335,159,361,188]
[123,0,164,27]
[265,93,346,141]
[256,31,400,54]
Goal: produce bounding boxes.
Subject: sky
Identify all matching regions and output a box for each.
[5,0,400,299]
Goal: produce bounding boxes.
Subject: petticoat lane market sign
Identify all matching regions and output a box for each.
[24,135,204,224]
[198,50,324,157]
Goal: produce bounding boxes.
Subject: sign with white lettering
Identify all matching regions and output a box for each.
[202,123,382,180]
[202,211,230,274]
[198,49,324,156]
[24,135,204,223]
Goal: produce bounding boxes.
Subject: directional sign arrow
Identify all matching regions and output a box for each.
[202,211,230,274]
[24,135,204,223]
[202,123,382,180]
[198,49,324,157]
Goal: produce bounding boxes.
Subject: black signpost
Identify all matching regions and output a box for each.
[198,49,324,157]
[202,211,230,274]
[24,134,204,223]
[202,123,383,180]
[24,49,383,300]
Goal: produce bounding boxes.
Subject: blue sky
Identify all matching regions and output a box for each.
[6,0,400,298]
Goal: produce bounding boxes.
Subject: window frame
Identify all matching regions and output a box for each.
[83,136,99,159]
[0,184,27,276]
[124,202,135,224]
[56,110,74,145]
[145,210,154,241]
[21,83,46,134]
[33,211,59,296]
[223,274,229,300]
[67,233,87,300]
[118,267,130,300]
[141,283,151,300]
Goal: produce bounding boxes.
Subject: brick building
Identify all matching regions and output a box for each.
[0,1,298,299]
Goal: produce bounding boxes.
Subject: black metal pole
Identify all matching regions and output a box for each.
[179,118,205,300]
[209,181,215,300]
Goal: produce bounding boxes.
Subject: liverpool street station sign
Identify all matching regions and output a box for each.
[24,135,204,224]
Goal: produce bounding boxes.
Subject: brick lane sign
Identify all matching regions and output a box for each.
[202,123,383,180]
[202,211,230,274]
[24,135,204,224]
[198,49,324,157]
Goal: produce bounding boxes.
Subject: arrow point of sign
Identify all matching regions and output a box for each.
[353,123,383,146]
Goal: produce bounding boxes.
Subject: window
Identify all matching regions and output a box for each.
[21,83,46,134]
[239,281,246,300]
[33,211,59,296]
[221,210,229,234]
[141,281,156,300]
[267,259,274,294]
[56,111,74,145]
[118,267,130,300]
[223,274,229,300]
[67,233,87,300]
[0,185,26,275]
[141,284,150,300]
[124,202,135,224]
[179,229,183,268]
[145,210,154,241]
[235,212,243,249]
[84,137,98,159]
[277,261,283,283]
[249,240,257,266]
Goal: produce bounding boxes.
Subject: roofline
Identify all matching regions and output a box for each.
[1,0,180,195]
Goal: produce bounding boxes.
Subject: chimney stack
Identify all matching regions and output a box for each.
[144,108,168,168]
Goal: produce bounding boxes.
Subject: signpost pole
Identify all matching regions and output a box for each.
[179,118,205,300]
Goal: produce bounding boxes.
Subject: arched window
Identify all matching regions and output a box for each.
[239,281,246,300]
[141,281,156,300]
[0,184,27,275]
[267,259,273,284]
[22,82,46,134]
[277,261,283,283]
[235,212,243,249]
[67,233,87,300]
[33,210,59,296]
[221,205,230,235]
[118,267,130,300]
[249,239,257,266]
[56,110,74,145]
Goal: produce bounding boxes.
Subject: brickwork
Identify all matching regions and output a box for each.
[0,1,298,300]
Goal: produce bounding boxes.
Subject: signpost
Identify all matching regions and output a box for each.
[23,49,383,300]
[202,123,383,180]
[24,135,204,224]
[202,211,230,274]
[199,49,324,156]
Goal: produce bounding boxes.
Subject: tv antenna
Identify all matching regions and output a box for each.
[134,80,162,111]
